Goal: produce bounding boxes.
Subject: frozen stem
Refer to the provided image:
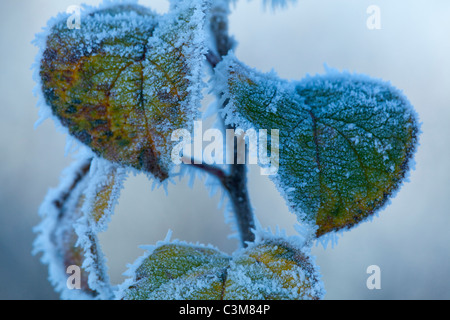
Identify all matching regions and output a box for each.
[206,1,256,246]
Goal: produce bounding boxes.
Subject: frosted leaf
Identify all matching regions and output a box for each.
[224,239,324,300]
[119,237,323,300]
[37,1,207,181]
[73,216,113,300]
[215,56,420,237]
[33,150,128,299]
[73,157,129,299]
[81,157,127,233]
[122,243,230,300]
[33,156,95,299]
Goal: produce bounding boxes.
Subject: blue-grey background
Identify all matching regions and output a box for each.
[0,0,449,299]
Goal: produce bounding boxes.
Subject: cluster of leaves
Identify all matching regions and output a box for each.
[33,0,419,300]
[120,236,323,300]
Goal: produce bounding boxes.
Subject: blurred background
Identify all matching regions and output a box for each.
[1,0,449,299]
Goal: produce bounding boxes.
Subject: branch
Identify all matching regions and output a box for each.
[206,50,221,69]
[207,1,256,246]
[209,1,234,57]
[185,157,255,247]
[184,158,227,183]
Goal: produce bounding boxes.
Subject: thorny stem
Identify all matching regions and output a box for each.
[201,1,256,246]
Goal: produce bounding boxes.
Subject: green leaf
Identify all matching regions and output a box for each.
[120,238,324,300]
[38,2,206,181]
[216,57,419,237]
[123,244,230,300]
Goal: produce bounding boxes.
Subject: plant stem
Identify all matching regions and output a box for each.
[188,157,255,246]
[207,1,256,246]
[222,161,255,246]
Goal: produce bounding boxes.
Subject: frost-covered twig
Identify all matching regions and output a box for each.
[208,0,234,58]
[184,158,227,182]
[207,0,256,246]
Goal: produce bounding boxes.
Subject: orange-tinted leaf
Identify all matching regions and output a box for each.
[39,2,206,181]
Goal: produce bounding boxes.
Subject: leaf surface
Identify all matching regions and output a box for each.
[216,57,419,237]
[33,157,95,299]
[121,238,324,300]
[39,2,206,181]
